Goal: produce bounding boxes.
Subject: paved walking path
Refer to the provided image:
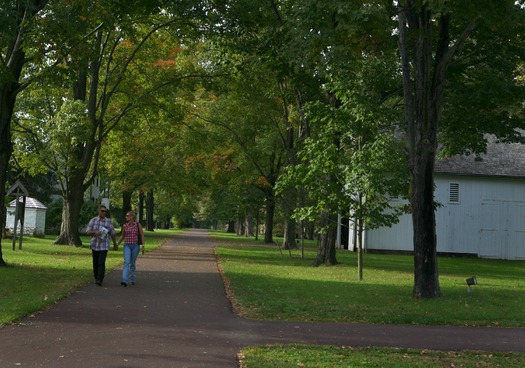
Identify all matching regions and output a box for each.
[0,229,524,367]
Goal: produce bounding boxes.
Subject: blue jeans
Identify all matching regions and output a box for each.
[122,244,140,284]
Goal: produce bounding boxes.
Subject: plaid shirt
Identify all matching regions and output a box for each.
[86,216,116,251]
[123,222,140,245]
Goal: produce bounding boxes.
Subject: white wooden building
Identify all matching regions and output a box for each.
[353,136,525,261]
[6,197,48,236]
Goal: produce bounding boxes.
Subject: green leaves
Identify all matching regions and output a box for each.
[50,100,91,151]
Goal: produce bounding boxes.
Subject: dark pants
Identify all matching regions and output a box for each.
[92,250,108,282]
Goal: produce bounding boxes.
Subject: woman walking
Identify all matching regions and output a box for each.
[116,211,145,287]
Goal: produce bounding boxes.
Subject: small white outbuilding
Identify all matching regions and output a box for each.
[350,135,525,261]
[6,197,48,236]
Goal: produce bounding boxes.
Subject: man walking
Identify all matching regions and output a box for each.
[86,205,118,286]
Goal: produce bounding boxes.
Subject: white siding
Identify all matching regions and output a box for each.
[363,175,525,260]
[6,200,47,236]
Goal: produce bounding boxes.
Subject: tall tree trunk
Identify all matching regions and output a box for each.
[226,220,235,233]
[263,188,275,243]
[399,5,441,298]
[314,210,338,266]
[138,190,145,224]
[411,150,440,297]
[54,66,96,245]
[54,40,97,245]
[282,188,297,249]
[0,0,48,265]
[0,82,15,265]
[313,90,340,265]
[280,86,298,250]
[244,200,255,237]
[55,173,85,246]
[306,221,315,240]
[122,191,132,226]
[0,97,12,265]
[236,218,243,236]
[398,2,474,297]
[283,216,296,250]
[54,149,97,246]
[146,189,154,231]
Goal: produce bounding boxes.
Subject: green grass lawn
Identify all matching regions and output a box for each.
[1,229,523,367]
[211,230,525,367]
[214,234,524,327]
[239,345,525,368]
[0,229,181,325]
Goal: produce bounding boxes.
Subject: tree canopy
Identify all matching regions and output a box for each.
[3,1,525,299]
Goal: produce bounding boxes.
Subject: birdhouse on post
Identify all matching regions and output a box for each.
[6,180,29,250]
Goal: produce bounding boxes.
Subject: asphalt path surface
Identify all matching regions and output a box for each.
[0,229,523,367]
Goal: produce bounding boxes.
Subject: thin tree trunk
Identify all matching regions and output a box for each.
[244,200,255,237]
[263,188,275,243]
[357,215,364,281]
[282,187,297,249]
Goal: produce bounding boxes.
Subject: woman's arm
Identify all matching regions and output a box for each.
[116,225,126,248]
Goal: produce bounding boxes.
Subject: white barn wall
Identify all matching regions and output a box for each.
[34,208,47,235]
[361,175,525,260]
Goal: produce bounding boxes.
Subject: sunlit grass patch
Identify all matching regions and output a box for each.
[239,345,525,368]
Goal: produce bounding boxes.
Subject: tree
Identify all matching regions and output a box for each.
[271,0,400,266]
[185,49,290,242]
[207,0,327,244]
[397,0,525,298]
[53,9,173,245]
[14,2,205,245]
[0,0,48,266]
[280,92,408,270]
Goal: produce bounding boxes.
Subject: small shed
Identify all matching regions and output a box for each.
[6,197,48,236]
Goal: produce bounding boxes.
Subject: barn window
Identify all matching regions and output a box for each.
[449,182,460,203]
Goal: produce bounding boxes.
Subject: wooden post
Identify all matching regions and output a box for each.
[6,181,29,251]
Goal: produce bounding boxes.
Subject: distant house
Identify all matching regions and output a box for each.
[353,136,525,261]
[6,197,48,236]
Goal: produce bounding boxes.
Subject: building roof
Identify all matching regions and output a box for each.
[8,197,47,209]
[434,135,525,178]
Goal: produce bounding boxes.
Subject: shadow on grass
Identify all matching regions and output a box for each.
[223,268,525,326]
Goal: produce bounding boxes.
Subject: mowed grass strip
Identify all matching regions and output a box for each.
[238,345,525,368]
[213,232,525,367]
[214,236,525,327]
[0,229,181,326]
